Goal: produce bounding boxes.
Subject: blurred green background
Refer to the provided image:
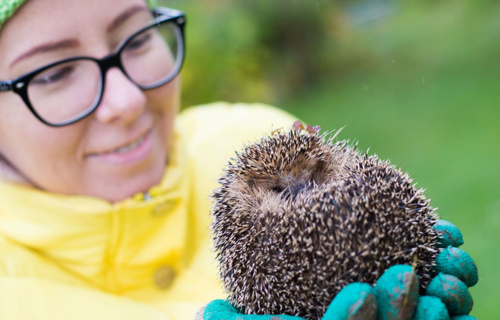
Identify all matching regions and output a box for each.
[163,0,499,317]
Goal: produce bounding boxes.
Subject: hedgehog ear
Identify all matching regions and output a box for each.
[292,120,305,132]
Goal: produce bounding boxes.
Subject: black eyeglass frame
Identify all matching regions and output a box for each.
[0,7,186,127]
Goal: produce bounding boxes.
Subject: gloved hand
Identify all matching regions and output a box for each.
[203,220,478,320]
[418,220,478,320]
[203,300,303,320]
[325,220,478,320]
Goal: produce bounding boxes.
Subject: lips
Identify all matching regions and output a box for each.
[88,130,150,155]
[106,132,148,154]
[86,129,154,165]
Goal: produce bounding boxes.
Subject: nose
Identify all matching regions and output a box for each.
[93,68,147,126]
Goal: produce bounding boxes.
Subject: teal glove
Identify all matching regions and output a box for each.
[204,220,478,320]
[421,220,478,318]
[203,299,303,320]
[203,266,414,320]
[325,220,478,320]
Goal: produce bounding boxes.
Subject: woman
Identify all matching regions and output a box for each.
[0,0,477,319]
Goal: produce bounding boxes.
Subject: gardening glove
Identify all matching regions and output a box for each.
[202,266,412,320]
[203,299,303,320]
[325,220,478,320]
[203,220,478,320]
[202,267,406,320]
[323,220,478,320]
[417,220,478,319]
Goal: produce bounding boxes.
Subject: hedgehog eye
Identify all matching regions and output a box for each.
[271,185,285,193]
[271,183,312,201]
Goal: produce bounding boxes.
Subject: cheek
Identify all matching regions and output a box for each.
[150,77,181,111]
[8,127,83,168]
[0,97,86,179]
[148,77,181,141]
[0,93,34,127]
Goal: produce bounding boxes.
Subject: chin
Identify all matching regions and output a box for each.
[116,168,165,202]
[81,158,166,203]
[100,177,161,203]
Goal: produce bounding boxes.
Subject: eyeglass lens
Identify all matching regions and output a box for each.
[122,21,180,89]
[26,20,181,125]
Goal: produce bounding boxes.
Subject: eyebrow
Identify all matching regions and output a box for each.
[10,39,80,68]
[9,5,149,69]
[107,5,149,33]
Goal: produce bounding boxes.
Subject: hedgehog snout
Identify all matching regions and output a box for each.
[269,174,319,201]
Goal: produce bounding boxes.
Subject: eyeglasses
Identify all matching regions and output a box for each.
[0,7,185,127]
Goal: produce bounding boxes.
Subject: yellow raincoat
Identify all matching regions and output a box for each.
[0,102,296,320]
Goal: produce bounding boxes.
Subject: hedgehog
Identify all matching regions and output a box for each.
[210,123,439,320]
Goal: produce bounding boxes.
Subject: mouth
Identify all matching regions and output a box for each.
[87,129,154,165]
[89,129,150,155]
[105,131,149,154]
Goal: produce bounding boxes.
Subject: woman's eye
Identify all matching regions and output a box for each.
[32,66,74,86]
[125,31,153,51]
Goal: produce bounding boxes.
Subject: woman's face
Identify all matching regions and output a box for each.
[0,0,181,202]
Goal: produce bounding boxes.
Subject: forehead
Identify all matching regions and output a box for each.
[0,0,149,74]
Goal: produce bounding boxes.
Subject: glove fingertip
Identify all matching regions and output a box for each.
[433,220,464,248]
[450,315,478,320]
[435,247,478,287]
[323,283,376,320]
[203,300,239,320]
[375,265,419,320]
[426,273,473,316]
[412,296,449,320]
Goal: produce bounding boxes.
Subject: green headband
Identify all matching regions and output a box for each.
[0,0,158,30]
